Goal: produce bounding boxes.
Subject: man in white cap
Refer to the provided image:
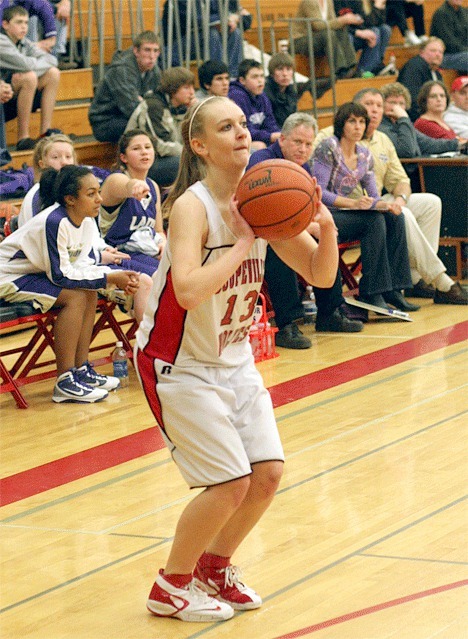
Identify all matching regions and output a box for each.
[444,76,468,138]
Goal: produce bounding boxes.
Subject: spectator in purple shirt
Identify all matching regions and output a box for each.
[228,59,280,151]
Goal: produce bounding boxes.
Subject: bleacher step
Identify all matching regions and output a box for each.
[298,75,394,111]
[6,139,117,171]
[6,103,92,146]
[56,68,94,101]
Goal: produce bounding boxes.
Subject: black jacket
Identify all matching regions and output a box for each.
[397,55,442,121]
[430,0,468,55]
[89,48,161,125]
[264,76,298,127]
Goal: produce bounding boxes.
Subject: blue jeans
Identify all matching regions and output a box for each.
[353,24,392,73]
[167,27,243,78]
[28,15,67,56]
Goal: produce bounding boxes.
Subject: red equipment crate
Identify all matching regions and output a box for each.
[249,294,279,363]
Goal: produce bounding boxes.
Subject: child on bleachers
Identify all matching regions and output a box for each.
[228,59,280,151]
[125,67,196,187]
[264,52,331,127]
[196,60,230,100]
[0,5,60,150]
[0,165,141,403]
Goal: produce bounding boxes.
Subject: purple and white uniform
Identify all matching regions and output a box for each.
[0,205,112,312]
[18,166,111,227]
[99,175,161,277]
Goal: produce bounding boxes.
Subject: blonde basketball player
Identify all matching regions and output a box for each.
[134,96,338,622]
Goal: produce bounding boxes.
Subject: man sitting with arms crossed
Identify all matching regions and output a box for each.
[379,81,462,191]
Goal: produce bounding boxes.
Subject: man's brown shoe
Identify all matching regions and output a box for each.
[434,282,468,305]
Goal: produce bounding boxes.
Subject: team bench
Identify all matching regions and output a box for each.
[0,299,137,409]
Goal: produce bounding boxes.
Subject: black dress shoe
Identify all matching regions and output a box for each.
[336,66,360,79]
[383,290,420,312]
[404,279,435,299]
[16,137,36,151]
[297,77,332,100]
[275,323,312,349]
[341,301,369,323]
[316,308,363,332]
[358,293,389,309]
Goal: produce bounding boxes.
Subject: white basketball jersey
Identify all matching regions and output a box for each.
[136,181,267,367]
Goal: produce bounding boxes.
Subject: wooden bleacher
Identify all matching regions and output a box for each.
[5,67,117,170]
[3,0,453,170]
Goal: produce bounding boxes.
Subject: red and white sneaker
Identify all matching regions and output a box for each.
[194,562,262,610]
[146,570,234,622]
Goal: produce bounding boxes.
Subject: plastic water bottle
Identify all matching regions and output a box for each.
[112,341,129,387]
[378,53,397,76]
[302,286,317,324]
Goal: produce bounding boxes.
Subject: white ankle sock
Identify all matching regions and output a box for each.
[433,273,453,292]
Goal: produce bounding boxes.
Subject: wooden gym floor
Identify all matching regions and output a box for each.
[0,297,467,638]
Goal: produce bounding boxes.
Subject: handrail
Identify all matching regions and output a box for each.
[66,0,337,109]
[287,16,337,117]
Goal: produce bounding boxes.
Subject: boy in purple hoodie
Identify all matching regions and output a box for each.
[228,59,281,150]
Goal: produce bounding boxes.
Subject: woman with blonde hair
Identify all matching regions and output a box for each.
[18,133,110,226]
[135,96,338,622]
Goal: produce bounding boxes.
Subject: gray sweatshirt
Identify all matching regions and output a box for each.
[0,32,57,77]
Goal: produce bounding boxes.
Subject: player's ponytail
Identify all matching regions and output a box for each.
[39,168,60,209]
[162,96,226,219]
[40,165,92,209]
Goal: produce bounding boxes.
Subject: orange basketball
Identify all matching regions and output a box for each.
[236,159,318,241]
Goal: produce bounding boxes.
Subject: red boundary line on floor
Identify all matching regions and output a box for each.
[268,321,467,407]
[1,321,466,507]
[272,579,468,638]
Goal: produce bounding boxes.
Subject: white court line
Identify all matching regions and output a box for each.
[3,383,465,538]
[284,381,468,461]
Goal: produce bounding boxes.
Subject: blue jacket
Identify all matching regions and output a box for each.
[229,80,280,145]
[162,0,251,38]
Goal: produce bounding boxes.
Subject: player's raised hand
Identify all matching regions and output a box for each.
[127,179,151,201]
[229,195,256,244]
